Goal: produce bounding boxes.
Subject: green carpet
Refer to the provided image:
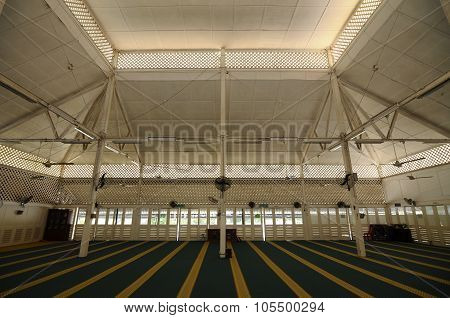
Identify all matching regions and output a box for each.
[1,240,448,298]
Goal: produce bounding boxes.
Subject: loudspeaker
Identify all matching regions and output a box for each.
[15,210,24,215]
[293,202,301,209]
[248,201,255,208]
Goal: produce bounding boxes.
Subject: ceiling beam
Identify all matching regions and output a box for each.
[43,0,113,77]
[0,73,100,139]
[340,78,450,138]
[441,0,450,23]
[0,79,106,135]
[0,0,5,15]
[386,111,398,139]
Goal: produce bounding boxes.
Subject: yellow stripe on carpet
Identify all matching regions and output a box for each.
[269,241,371,298]
[55,242,168,298]
[117,242,189,298]
[247,241,310,298]
[289,241,434,298]
[228,241,251,298]
[177,242,209,298]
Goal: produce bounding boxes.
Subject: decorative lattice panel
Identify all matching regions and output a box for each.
[225,50,329,69]
[64,0,114,62]
[117,51,221,69]
[143,165,219,179]
[331,0,383,62]
[380,144,450,177]
[60,177,384,206]
[0,165,60,204]
[0,145,61,177]
[225,165,301,179]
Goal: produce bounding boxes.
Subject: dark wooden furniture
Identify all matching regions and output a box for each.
[43,209,72,241]
[207,229,239,242]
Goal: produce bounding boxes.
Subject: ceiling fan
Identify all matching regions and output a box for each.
[20,157,75,168]
[383,157,426,168]
[406,175,432,181]
[381,142,426,168]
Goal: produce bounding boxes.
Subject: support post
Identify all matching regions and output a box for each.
[341,138,366,257]
[219,48,227,259]
[79,139,105,257]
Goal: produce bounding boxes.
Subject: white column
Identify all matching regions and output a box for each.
[341,139,366,257]
[79,139,105,257]
[219,48,227,258]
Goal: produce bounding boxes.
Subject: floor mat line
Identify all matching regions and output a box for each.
[289,241,434,298]
[116,242,189,298]
[177,242,209,298]
[228,241,251,298]
[0,242,79,259]
[0,241,145,297]
[269,241,371,298]
[247,241,310,298]
[54,242,168,298]
[0,242,104,268]
[334,241,449,272]
[372,241,450,257]
[0,241,55,254]
[322,241,450,285]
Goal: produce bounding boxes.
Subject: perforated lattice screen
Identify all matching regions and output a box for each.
[117,50,329,70]
[331,0,383,62]
[117,51,221,69]
[225,50,329,69]
[0,165,60,204]
[59,178,385,206]
[64,0,114,62]
[380,144,450,177]
[0,145,61,177]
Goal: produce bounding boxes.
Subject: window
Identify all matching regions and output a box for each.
[244,209,252,225]
[77,209,86,225]
[180,209,189,225]
[124,209,133,225]
[254,209,261,225]
[199,209,207,225]
[209,209,218,226]
[151,210,158,225]
[294,210,303,224]
[169,209,178,225]
[284,210,293,225]
[108,209,115,225]
[328,208,336,224]
[159,210,168,225]
[190,209,199,225]
[235,209,243,225]
[226,209,234,225]
[264,209,273,225]
[140,209,149,225]
[275,209,283,225]
[97,209,107,225]
[116,210,123,225]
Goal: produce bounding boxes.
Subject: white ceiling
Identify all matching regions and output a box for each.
[0,0,449,167]
[85,0,360,50]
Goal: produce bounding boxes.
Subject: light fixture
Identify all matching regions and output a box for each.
[329,144,342,152]
[105,145,120,154]
[148,136,177,142]
[351,130,366,140]
[74,127,94,140]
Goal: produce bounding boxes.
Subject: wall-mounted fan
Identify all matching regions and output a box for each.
[20,157,74,168]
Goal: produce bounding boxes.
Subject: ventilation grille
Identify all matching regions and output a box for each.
[331,0,383,63]
[117,50,329,70]
[118,51,221,69]
[226,50,329,69]
[60,178,384,206]
[63,0,114,62]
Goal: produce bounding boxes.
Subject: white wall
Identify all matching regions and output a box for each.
[0,201,51,247]
[382,164,450,205]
